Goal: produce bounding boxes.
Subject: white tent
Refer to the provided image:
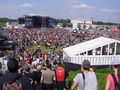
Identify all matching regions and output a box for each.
[63,37,120,65]
[63,37,120,57]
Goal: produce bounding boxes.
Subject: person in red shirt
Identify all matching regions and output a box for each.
[105,62,120,90]
[55,62,68,90]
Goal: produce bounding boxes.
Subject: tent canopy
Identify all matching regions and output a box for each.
[63,37,120,56]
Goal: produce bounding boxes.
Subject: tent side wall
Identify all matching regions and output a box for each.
[64,55,120,65]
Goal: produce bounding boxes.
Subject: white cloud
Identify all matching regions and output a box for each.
[73,0,80,2]
[67,0,80,2]
[101,8,120,13]
[73,4,94,9]
[19,3,34,8]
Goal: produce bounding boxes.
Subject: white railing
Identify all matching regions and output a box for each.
[64,55,120,65]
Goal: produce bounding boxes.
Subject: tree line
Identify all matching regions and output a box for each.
[55,19,72,27]
[0,18,17,27]
[0,18,17,23]
[93,21,120,30]
[93,21,120,25]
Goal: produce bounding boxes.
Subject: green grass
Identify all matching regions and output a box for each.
[26,45,62,53]
[67,69,113,90]
[0,23,6,27]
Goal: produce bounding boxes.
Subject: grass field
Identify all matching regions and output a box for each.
[26,45,62,53]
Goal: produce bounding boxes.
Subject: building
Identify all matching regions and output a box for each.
[63,37,120,66]
[19,14,55,28]
[71,19,93,30]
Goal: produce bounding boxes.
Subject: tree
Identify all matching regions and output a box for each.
[0,18,17,24]
[93,21,119,25]
[83,25,86,29]
[62,22,67,27]
[0,23,6,27]
[67,23,72,27]
[56,18,72,27]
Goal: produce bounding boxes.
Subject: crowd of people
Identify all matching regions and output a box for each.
[0,27,120,90]
[3,28,120,48]
[1,57,120,90]
[0,58,69,90]
[3,28,74,49]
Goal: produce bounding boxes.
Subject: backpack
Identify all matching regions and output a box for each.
[3,80,22,90]
[111,74,120,90]
[56,68,65,82]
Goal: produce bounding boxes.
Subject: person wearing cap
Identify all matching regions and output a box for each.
[22,64,37,90]
[105,61,120,90]
[70,60,98,90]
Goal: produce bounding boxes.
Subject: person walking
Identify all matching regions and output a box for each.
[105,61,120,90]
[55,62,68,90]
[0,58,33,90]
[70,60,98,90]
[41,63,55,90]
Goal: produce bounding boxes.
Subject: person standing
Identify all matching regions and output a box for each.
[105,61,120,90]
[41,63,55,90]
[70,60,98,90]
[0,58,33,90]
[55,62,68,90]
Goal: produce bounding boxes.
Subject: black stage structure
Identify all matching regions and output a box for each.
[19,15,55,28]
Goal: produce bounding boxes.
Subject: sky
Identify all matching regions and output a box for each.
[0,0,120,23]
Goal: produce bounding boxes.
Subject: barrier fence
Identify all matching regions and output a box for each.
[64,55,120,65]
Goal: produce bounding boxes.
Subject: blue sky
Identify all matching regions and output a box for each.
[0,0,120,23]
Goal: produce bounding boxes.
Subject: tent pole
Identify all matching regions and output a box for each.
[114,42,117,55]
[100,46,103,55]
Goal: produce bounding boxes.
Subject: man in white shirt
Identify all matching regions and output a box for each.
[70,60,98,90]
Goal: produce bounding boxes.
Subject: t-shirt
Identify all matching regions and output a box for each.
[107,74,119,90]
[56,68,65,82]
[42,69,55,84]
[73,72,97,90]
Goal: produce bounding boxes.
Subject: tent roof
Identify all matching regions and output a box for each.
[63,37,120,56]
